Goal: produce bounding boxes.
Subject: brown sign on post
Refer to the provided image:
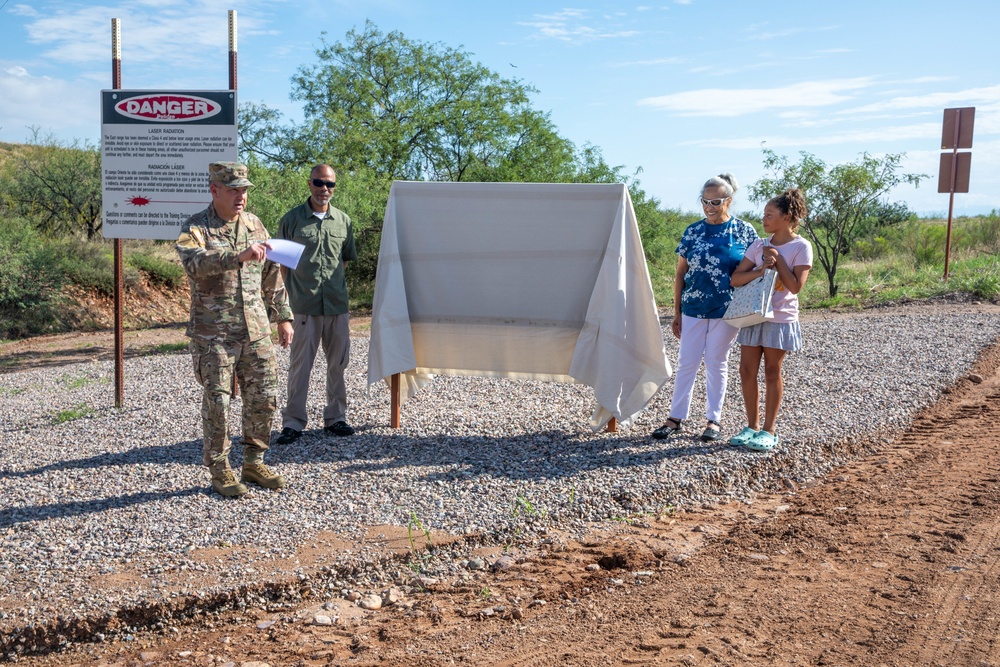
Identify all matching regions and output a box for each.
[937,152,972,193]
[938,106,975,282]
[941,107,975,149]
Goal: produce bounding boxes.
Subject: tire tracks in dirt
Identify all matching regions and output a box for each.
[13,342,1000,666]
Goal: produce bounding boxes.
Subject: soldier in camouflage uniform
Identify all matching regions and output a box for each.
[176,162,295,498]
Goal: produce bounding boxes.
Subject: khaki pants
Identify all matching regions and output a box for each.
[282,313,350,430]
[190,336,278,468]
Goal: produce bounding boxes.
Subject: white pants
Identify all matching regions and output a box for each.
[669,315,739,424]
[282,313,350,430]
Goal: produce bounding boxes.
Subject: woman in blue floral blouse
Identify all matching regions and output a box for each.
[652,173,759,442]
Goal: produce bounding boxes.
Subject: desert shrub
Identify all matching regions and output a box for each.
[53,240,116,296]
[951,254,1000,299]
[958,210,1000,254]
[851,236,892,261]
[0,218,68,337]
[868,200,914,228]
[244,161,305,236]
[902,222,947,266]
[127,251,185,288]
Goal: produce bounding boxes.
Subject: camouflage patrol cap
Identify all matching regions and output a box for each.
[208,162,254,188]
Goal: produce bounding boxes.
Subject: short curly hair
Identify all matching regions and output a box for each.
[767,188,808,231]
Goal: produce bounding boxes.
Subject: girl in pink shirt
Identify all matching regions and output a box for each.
[728,188,813,452]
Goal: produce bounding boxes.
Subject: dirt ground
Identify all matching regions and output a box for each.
[5,303,1000,666]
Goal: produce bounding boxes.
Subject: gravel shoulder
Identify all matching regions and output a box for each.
[2,297,999,664]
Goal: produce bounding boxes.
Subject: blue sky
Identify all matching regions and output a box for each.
[1,0,998,216]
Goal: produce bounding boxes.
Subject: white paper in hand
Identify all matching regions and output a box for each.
[265,239,306,270]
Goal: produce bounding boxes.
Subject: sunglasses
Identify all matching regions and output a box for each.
[311,179,336,189]
[700,197,729,207]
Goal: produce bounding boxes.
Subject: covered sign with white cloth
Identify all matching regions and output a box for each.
[367,181,671,430]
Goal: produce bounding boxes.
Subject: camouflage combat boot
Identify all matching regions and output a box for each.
[241,460,286,490]
[210,467,248,498]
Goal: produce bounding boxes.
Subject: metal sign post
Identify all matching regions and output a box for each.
[112,19,124,409]
[105,13,239,407]
[937,107,975,282]
[229,10,240,399]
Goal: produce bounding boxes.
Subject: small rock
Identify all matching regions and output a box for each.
[492,555,516,572]
[585,563,600,572]
[347,591,361,602]
[178,652,193,658]
[512,608,523,620]
[255,620,276,630]
[673,554,690,566]
[359,594,382,610]
[748,553,770,561]
[468,557,487,570]
[968,373,984,384]
[382,587,404,605]
[313,615,332,626]
[139,652,160,661]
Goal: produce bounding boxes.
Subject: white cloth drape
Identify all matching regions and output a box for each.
[367,181,671,430]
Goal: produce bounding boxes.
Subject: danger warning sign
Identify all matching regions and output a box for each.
[101,90,237,240]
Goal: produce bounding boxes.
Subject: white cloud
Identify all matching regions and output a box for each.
[16,1,270,70]
[614,57,685,67]
[748,27,805,41]
[839,85,1000,115]
[638,78,874,116]
[0,66,99,144]
[746,23,839,41]
[520,8,640,42]
[679,122,941,150]
[9,4,39,17]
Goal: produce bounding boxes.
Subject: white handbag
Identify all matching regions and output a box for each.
[723,241,777,328]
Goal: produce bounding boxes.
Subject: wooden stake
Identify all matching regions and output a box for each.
[391,373,401,428]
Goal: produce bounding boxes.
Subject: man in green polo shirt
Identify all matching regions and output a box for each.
[275,164,358,444]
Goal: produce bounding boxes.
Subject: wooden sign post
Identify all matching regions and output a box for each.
[937,107,975,282]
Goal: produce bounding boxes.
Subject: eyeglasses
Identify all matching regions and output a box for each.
[311,179,336,189]
[700,197,729,207]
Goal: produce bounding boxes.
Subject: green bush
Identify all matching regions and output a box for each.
[904,222,947,266]
[955,210,1000,255]
[127,251,185,288]
[244,161,307,236]
[851,236,892,260]
[951,255,1000,299]
[641,207,701,307]
[0,219,68,337]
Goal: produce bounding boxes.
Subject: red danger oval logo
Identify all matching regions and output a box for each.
[114,94,221,122]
